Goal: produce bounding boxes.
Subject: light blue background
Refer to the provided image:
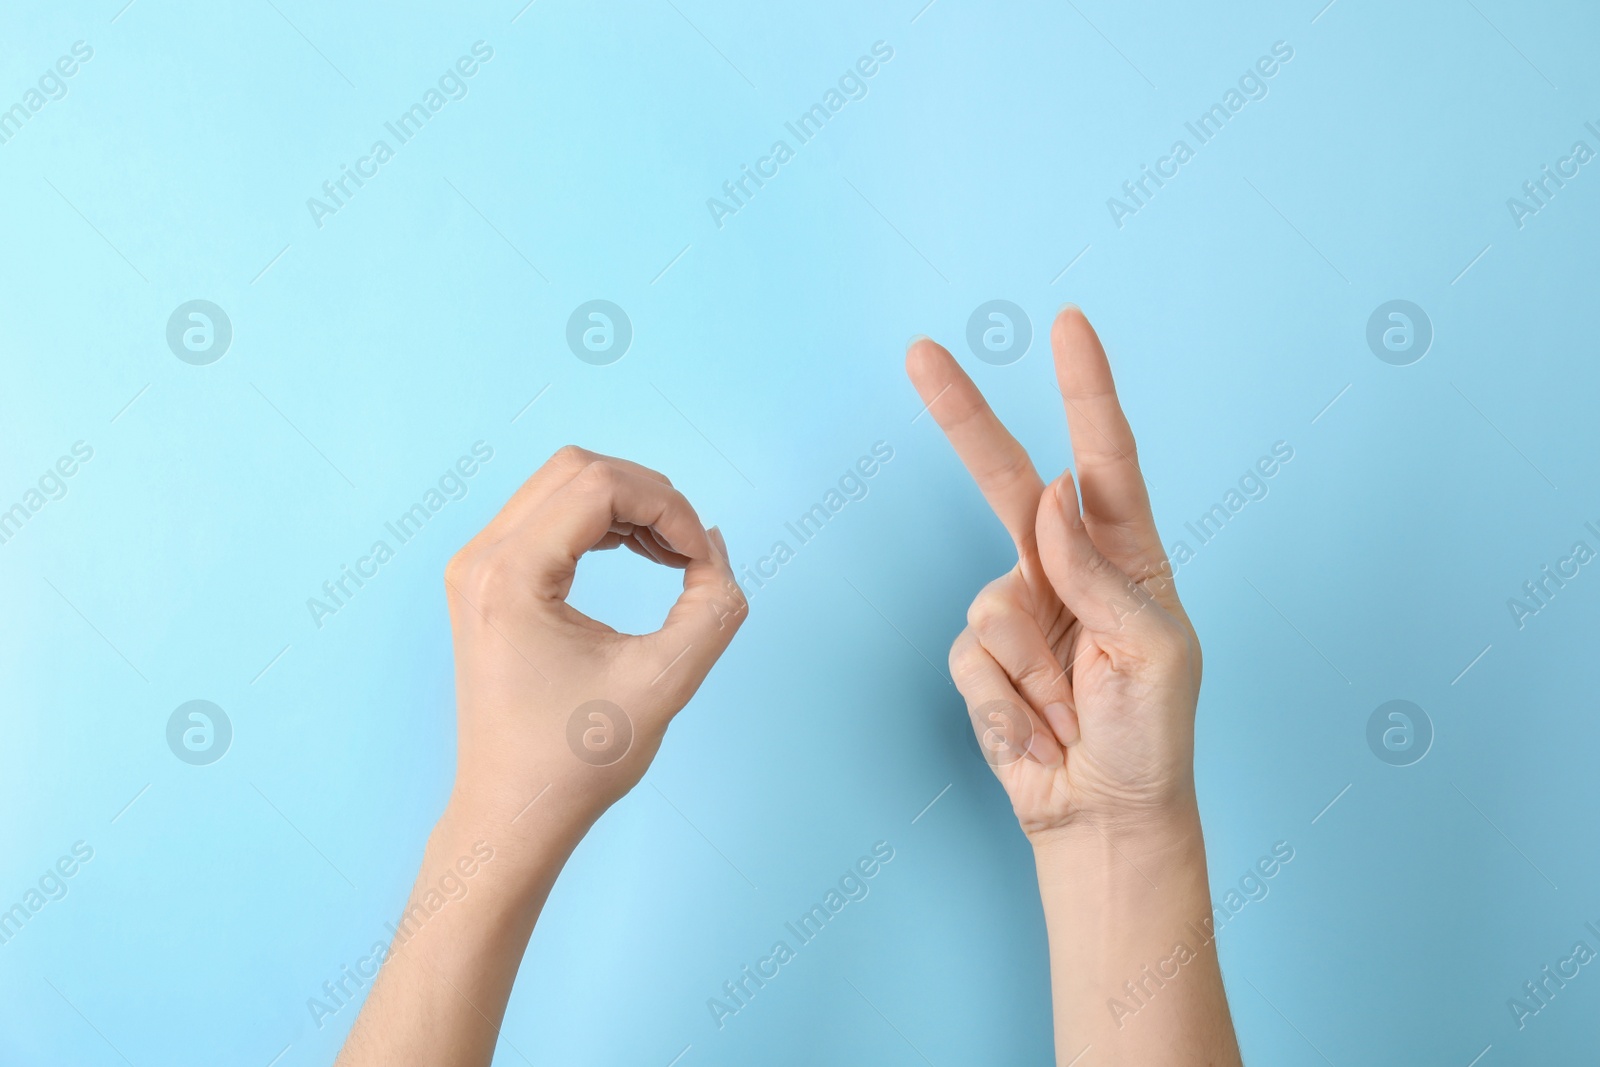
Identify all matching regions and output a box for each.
[2,0,1598,1063]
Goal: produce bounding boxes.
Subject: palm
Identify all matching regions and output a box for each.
[986,560,1187,834]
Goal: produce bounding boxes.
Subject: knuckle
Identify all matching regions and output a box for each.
[965,579,1014,634]
[443,547,473,590]
[1015,657,1061,695]
[447,549,520,618]
[965,596,1002,634]
[575,459,617,491]
[1084,549,1124,583]
[948,631,987,682]
[550,444,592,470]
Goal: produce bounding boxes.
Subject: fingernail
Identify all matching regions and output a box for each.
[1058,302,1080,315]
[1044,702,1077,747]
[1025,728,1061,768]
[906,334,930,350]
[707,525,729,561]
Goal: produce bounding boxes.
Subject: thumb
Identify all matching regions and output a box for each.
[1036,473,1169,644]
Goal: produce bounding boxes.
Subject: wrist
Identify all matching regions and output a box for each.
[433,788,592,905]
[1027,798,1206,877]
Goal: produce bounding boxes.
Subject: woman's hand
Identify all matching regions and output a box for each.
[443,445,748,839]
[337,446,746,1067]
[908,308,1238,1065]
[907,307,1202,843]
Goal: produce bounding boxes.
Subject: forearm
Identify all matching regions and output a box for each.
[335,796,591,1067]
[1032,806,1241,1066]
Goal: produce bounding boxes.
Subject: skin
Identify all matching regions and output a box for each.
[335,446,747,1067]
[905,306,1243,1065]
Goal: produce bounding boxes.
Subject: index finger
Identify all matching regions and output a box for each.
[505,460,713,599]
[906,338,1045,561]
